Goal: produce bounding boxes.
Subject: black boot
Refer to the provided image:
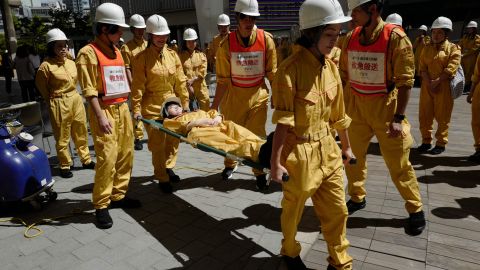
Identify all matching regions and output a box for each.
[283,255,307,270]
[346,199,366,215]
[60,168,73,178]
[405,210,426,236]
[166,168,180,183]
[82,161,96,169]
[256,174,268,191]
[416,143,431,153]
[95,208,113,229]
[159,182,173,194]
[134,139,143,151]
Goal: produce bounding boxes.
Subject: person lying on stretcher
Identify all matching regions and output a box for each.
[161,97,272,169]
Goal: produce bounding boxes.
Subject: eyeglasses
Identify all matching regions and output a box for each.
[238,13,257,20]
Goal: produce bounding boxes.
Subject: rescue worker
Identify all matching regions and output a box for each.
[76,3,141,229]
[458,21,480,94]
[385,13,403,29]
[467,54,480,163]
[270,1,354,269]
[207,14,231,72]
[413,25,430,86]
[339,0,425,236]
[131,15,189,194]
[211,0,277,190]
[121,14,148,151]
[179,28,210,111]
[418,17,461,155]
[35,28,95,179]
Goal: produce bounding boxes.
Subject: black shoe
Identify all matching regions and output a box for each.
[327,265,336,270]
[467,151,480,163]
[221,166,237,180]
[159,182,173,194]
[134,139,143,151]
[282,255,307,270]
[166,168,180,183]
[416,143,432,153]
[82,161,96,170]
[110,197,142,209]
[347,199,366,215]
[256,174,269,191]
[60,169,73,178]
[95,208,113,229]
[405,210,426,236]
[258,132,274,169]
[429,146,445,155]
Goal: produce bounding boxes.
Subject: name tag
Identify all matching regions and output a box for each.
[231,51,264,78]
[348,51,385,86]
[103,66,130,98]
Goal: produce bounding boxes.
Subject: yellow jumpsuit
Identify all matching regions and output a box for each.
[272,45,352,269]
[339,21,423,214]
[131,45,189,183]
[216,29,277,173]
[178,49,210,111]
[121,37,148,141]
[327,46,341,67]
[76,37,134,209]
[414,35,430,77]
[458,34,480,86]
[163,109,265,161]
[35,57,92,170]
[207,33,228,72]
[471,55,480,151]
[419,41,461,147]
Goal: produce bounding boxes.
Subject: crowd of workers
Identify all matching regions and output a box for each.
[2,0,480,269]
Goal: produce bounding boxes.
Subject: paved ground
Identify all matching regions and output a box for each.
[0,78,479,270]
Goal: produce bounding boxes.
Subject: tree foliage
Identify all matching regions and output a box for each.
[13,16,49,53]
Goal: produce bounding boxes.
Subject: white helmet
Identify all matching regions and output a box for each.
[467,21,478,28]
[348,0,373,11]
[418,25,428,32]
[129,14,146,28]
[234,0,260,17]
[431,16,452,31]
[217,14,230,26]
[171,40,177,44]
[46,28,68,43]
[95,3,129,28]
[119,38,124,43]
[183,28,198,40]
[146,14,170,35]
[385,13,402,26]
[299,0,351,30]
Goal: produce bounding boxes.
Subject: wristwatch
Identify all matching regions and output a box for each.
[393,114,406,123]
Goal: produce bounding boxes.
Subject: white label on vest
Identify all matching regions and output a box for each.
[348,51,385,86]
[231,51,264,78]
[103,66,130,98]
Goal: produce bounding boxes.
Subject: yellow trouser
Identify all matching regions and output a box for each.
[133,119,144,140]
[194,85,210,112]
[281,134,352,269]
[49,92,91,169]
[146,124,179,182]
[419,81,454,147]
[472,85,480,151]
[463,54,478,84]
[346,92,423,214]
[187,120,265,162]
[220,85,268,175]
[89,102,134,209]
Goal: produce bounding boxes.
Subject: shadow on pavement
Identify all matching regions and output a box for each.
[431,197,480,221]
[346,216,407,229]
[417,169,480,188]
[410,152,479,170]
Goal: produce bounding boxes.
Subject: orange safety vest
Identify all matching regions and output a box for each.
[347,24,396,96]
[229,29,266,88]
[90,43,130,105]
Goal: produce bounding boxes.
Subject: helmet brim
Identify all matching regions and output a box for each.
[149,30,171,35]
[240,11,260,17]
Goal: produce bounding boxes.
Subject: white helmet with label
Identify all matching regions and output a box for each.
[418,25,428,32]
[146,14,170,35]
[129,14,146,28]
[385,13,402,26]
[217,14,230,26]
[347,0,373,11]
[431,16,452,31]
[467,21,478,28]
[95,2,129,28]
[46,28,68,43]
[234,0,260,17]
[183,28,198,41]
[299,0,351,30]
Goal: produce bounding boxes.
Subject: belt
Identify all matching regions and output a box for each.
[50,91,77,99]
[295,128,329,143]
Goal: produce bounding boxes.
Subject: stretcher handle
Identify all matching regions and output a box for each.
[282,173,289,182]
[342,155,357,165]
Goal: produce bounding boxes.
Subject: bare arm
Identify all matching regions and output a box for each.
[88,96,112,134]
[270,124,289,184]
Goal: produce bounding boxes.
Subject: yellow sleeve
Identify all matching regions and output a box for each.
[215,37,232,89]
[197,51,207,80]
[327,60,351,130]
[75,46,99,98]
[173,52,189,108]
[472,54,480,84]
[389,29,415,88]
[418,45,428,73]
[444,43,462,77]
[35,62,50,100]
[339,31,353,85]
[271,63,295,127]
[121,44,132,69]
[131,51,146,115]
[265,32,277,83]
[163,118,188,135]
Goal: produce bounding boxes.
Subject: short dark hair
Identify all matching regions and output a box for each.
[46,42,56,58]
[95,23,120,36]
